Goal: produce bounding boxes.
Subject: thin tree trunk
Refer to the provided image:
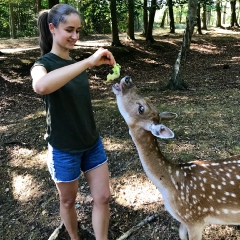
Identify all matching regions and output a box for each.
[197,2,202,34]
[9,2,17,39]
[165,0,198,90]
[127,0,135,40]
[142,0,148,36]
[146,0,157,43]
[168,0,175,33]
[48,0,59,9]
[230,0,240,27]
[110,0,122,46]
[223,1,227,25]
[202,3,207,30]
[216,0,222,28]
[160,7,168,28]
[36,0,41,13]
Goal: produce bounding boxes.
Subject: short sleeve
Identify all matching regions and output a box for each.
[31,57,51,73]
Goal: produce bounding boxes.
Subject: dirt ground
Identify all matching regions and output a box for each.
[1,28,240,240]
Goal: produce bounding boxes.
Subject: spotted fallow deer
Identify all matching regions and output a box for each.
[112,76,240,240]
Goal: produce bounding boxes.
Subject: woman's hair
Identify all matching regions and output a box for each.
[38,4,80,55]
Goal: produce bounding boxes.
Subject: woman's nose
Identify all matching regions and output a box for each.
[72,32,78,39]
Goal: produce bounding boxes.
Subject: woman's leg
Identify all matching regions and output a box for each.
[56,180,79,240]
[84,162,111,240]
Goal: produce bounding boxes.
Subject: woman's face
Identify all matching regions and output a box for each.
[50,13,81,51]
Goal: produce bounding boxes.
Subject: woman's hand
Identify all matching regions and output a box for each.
[88,48,116,67]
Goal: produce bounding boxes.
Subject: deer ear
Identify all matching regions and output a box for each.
[159,112,178,121]
[150,124,174,139]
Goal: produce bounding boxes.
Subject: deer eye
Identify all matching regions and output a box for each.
[138,104,144,114]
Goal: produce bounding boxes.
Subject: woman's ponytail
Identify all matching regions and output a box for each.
[38,10,53,56]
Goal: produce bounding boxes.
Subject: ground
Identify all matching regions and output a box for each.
[1,28,240,240]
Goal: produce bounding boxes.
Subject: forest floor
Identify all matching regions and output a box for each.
[1,27,240,240]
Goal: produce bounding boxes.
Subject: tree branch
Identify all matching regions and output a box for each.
[116,213,159,240]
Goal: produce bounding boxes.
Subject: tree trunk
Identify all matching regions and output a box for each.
[230,0,240,27]
[127,0,135,40]
[202,3,207,30]
[9,2,17,39]
[160,7,168,28]
[110,0,122,46]
[48,0,59,9]
[165,0,198,90]
[36,0,41,13]
[222,1,227,25]
[168,0,175,33]
[142,0,148,37]
[216,0,222,28]
[146,0,157,43]
[197,2,202,34]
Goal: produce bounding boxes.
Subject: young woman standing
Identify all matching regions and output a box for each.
[31,4,115,240]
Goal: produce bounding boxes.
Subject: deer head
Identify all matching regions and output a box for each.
[112,76,177,139]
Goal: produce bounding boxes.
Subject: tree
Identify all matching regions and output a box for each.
[142,0,148,36]
[216,0,222,27]
[230,0,240,27]
[48,0,59,9]
[146,0,157,42]
[168,0,175,33]
[160,6,168,28]
[110,0,122,46]
[9,2,17,39]
[197,2,203,34]
[127,0,135,40]
[202,2,207,30]
[165,0,198,90]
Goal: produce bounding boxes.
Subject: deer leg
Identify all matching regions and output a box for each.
[187,224,204,240]
[179,223,188,240]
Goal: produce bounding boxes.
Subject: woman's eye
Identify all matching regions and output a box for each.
[138,105,144,114]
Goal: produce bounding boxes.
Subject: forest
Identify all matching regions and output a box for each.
[1,0,240,240]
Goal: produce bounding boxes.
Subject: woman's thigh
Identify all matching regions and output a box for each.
[84,163,110,202]
[56,180,79,202]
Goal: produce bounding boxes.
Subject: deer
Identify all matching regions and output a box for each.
[112,76,240,240]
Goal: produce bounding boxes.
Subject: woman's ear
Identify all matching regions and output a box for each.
[49,23,55,34]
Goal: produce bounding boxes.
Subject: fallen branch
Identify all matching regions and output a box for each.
[48,221,64,240]
[116,213,159,240]
[48,221,95,240]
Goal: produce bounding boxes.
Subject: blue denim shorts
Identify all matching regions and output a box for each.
[47,137,107,183]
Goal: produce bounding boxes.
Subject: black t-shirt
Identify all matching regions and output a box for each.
[32,53,99,152]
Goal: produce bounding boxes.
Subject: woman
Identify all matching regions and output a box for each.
[31,4,115,240]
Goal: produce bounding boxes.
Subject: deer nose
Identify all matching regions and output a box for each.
[125,76,131,84]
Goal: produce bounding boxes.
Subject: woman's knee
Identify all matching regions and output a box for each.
[56,181,78,209]
[59,195,76,209]
[94,188,111,205]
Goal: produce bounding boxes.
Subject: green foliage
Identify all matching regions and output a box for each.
[0,4,10,37]
[0,1,39,38]
[79,0,111,34]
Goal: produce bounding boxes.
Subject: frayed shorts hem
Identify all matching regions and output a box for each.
[47,137,107,183]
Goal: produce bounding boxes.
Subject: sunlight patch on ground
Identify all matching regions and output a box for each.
[1,47,39,53]
[11,173,43,202]
[23,110,45,120]
[204,224,240,239]
[190,43,220,54]
[75,40,110,47]
[9,148,47,168]
[104,138,130,151]
[112,174,163,210]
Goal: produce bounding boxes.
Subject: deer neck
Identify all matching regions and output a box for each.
[129,126,175,191]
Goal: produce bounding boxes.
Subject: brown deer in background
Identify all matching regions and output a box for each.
[112,76,240,240]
